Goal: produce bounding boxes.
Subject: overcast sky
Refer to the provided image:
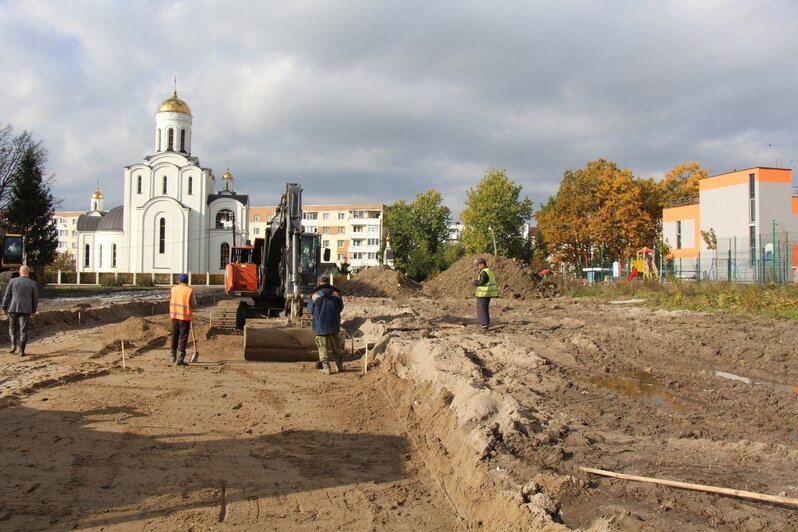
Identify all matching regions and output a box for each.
[2,0,797,218]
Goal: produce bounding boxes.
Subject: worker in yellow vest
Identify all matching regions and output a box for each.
[473,257,498,330]
[169,273,197,366]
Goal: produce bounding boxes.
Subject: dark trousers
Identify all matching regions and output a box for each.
[476,297,491,327]
[8,313,31,351]
[171,319,191,353]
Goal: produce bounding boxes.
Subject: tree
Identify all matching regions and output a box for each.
[50,251,76,272]
[660,162,708,207]
[4,146,58,275]
[383,190,452,280]
[461,169,533,257]
[0,124,46,209]
[535,159,661,270]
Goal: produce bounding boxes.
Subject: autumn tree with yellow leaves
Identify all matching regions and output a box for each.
[535,159,662,269]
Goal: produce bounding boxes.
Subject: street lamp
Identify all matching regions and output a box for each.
[488,226,497,256]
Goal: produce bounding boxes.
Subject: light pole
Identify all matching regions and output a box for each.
[488,226,497,256]
[772,219,777,282]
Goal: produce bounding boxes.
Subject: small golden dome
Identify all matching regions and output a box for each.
[158,90,192,115]
[223,169,234,180]
[92,190,104,200]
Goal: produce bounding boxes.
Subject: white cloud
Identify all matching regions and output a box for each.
[2,0,798,219]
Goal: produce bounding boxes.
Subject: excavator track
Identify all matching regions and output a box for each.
[212,299,242,329]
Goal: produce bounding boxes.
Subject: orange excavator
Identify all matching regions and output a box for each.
[216,183,330,361]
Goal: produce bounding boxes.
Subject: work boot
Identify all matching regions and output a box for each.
[169,351,176,364]
[175,352,187,366]
[320,362,330,375]
[7,346,16,354]
[335,358,344,373]
[19,344,26,356]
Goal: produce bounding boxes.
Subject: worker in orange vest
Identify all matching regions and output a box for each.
[169,273,197,366]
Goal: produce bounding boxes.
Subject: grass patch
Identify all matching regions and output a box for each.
[562,279,798,319]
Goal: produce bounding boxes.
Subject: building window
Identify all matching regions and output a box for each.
[157,129,162,151]
[98,245,102,268]
[216,210,234,229]
[749,225,756,265]
[303,212,318,220]
[84,244,90,268]
[368,238,379,246]
[749,173,756,223]
[352,225,364,233]
[322,212,330,220]
[220,243,230,269]
[322,226,330,234]
[337,240,345,248]
[337,226,345,234]
[353,239,364,246]
[338,213,345,220]
[112,244,117,268]
[159,218,166,254]
[676,221,682,250]
[167,128,174,151]
[254,228,260,235]
[137,175,142,194]
[188,176,193,195]
[254,215,260,222]
[180,129,186,152]
[323,240,330,248]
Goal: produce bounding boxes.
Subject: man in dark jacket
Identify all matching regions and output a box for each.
[307,275,344,374]
[2,265,38,356]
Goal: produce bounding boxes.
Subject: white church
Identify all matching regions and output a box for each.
[76,89,249,274]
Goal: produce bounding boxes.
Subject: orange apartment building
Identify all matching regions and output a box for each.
[662,167,798,282]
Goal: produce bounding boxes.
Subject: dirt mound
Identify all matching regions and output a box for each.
[422,254,538,299]
[338,265,422,298]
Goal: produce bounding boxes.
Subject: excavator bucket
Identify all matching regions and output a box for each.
[243,319,319,361]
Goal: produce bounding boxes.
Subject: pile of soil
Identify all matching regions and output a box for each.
[338,265,422,298]
[422,254,539,299]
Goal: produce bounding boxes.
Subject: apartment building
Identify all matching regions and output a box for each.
[53,211,85,258]
[249,203,385,271]
[662,167,798,282]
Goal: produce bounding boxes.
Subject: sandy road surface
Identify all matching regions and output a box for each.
[0,292,796,530]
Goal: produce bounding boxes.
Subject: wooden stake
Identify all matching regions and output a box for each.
[121,339,126,370]
[363,347,369,375]
[580,466,798,507]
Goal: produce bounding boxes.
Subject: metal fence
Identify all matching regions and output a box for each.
[667,232,795,283]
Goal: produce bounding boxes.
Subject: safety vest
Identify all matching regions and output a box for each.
[169,284,194,321]
[475,267,498,298]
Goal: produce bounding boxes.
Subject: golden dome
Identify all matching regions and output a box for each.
[223,169,234,180]
[92,190,104,199]
[158,90,192,115]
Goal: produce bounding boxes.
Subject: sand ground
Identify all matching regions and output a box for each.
[0,287,795,530]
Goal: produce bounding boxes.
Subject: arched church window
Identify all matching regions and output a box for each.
[137,175,142,194]
[98,244,103,268]
[216,209,234,229]
[188,176,193,195]
[84,244,90,268]
[220,243,230,269]
[159,218,166,254]
[180,129,186,152]
[112,244,117,268]
[162,176,167,195]
[157,129,161,152]
[167,128,174,151]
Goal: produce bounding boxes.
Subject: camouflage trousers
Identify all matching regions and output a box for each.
[315,333,344,365]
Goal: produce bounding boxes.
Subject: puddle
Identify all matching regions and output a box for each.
[710,370,798,395]
[587,372,686,411]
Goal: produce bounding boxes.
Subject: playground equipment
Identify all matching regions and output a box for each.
[629,247,659,280]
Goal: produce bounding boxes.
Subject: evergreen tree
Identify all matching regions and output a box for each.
[5,146,58,276]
